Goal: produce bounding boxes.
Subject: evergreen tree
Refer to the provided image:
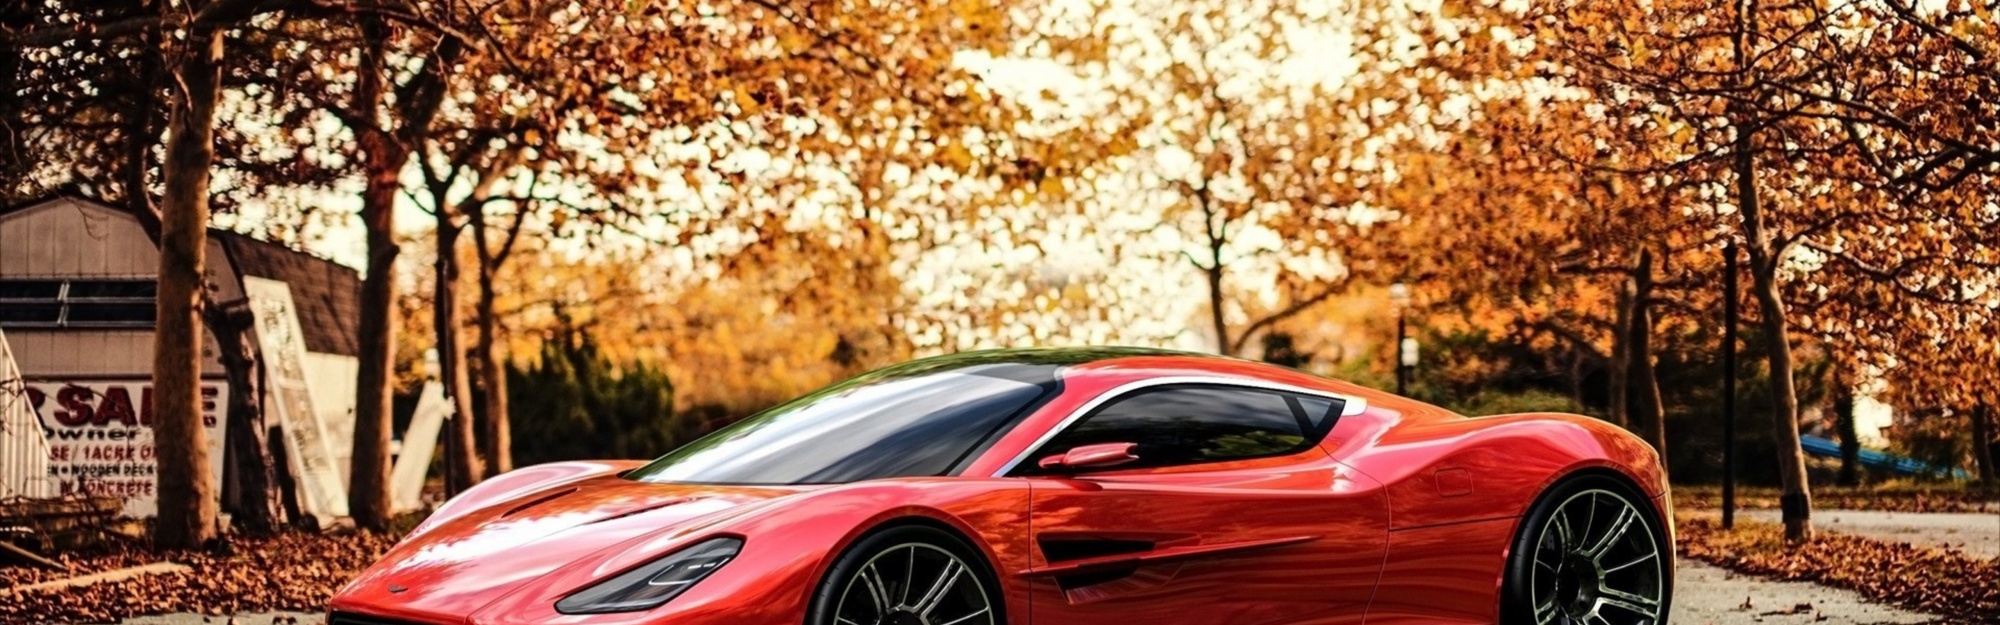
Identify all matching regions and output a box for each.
[507,332,689,466]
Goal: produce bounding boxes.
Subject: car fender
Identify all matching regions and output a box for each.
[1340,411,1663,530]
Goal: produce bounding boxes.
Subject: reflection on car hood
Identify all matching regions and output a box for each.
[340,476,801,620]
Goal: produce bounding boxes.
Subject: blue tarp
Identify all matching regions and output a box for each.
[1799,434,1972,480]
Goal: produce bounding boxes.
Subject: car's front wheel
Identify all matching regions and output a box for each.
[808,524,1003,625]
[1502,475,1670,625]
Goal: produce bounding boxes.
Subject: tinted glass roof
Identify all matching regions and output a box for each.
[621,348,1202,485]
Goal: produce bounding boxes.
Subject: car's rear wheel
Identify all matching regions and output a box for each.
[809,524,1003,625]
[1502,475,1670,625]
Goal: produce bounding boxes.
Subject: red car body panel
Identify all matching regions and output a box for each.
[331,352,1670,625]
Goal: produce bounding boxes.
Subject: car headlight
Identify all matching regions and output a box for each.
[555,537,743,614]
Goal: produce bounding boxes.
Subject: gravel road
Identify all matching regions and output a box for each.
[104,559,1944,625]
[1672,559,1944,624]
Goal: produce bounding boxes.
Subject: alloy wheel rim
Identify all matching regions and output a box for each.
[834,542,996,625]
[1529,489,1665,625]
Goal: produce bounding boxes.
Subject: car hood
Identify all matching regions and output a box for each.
[336,475,802,621]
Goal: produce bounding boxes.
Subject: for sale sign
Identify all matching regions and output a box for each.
[20,380,228,518]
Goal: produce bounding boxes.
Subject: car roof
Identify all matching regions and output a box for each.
[889,347,1462,423]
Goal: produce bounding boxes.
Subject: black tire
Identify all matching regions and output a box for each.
[1500,474,1672,625]
[807,524,1006,625]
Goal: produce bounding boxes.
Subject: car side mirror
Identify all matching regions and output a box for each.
[1038,442,1140,473]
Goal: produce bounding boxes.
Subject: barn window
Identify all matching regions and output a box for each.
[0,279,157,328]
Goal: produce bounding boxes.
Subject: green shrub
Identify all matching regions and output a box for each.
[1448,388,1587,416]
[507,335,698,466]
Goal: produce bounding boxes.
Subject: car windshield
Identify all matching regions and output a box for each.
[625,362,1057,485]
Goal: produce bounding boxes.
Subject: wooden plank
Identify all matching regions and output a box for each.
[0,561,190,597]
[391,380,448,512]
[0,540,64,570]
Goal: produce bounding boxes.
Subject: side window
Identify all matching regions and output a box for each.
[0,279,157,328]
[1021,385,1321,474]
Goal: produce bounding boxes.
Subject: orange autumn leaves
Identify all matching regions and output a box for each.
[1375,0,2000,417]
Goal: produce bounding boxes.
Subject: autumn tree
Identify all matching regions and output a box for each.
[2,0,305,547]
[1790,2,2000,487]
[1,0,355,536]
[1721,0,2000,501]
[1404,0,2000,541]
[1001,0,1406,356]
[1397,0,1789,540]
[384,0,1092,452]
[1339,2,1734,481]
[1816,277,2000,486]
[6,0,544,530]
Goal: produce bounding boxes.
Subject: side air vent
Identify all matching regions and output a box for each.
[1037,537,1156,591]
[1038,537,1154,563]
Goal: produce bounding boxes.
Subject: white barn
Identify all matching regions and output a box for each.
[0,195,360,518]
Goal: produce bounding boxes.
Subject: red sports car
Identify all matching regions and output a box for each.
[330,348,1672,625]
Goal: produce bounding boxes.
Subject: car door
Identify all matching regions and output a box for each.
[1014,384,1390,625]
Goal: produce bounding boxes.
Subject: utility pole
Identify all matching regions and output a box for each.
[1723,243,1739,529]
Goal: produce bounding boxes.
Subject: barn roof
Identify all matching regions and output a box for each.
[210,231,362,357]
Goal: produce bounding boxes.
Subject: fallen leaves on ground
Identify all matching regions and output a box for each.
[1677,513,2000,623]
[0,530,400,624]
[1675,485,1998,514]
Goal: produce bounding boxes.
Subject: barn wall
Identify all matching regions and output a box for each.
[0,198,229,377]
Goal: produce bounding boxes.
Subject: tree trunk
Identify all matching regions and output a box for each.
[1746,223,1812,542]
[1989,440,2000,491]
[1832,371,1859,487]
[1204,258,1228,356]
[1568,349,1586,411]
[1195,192,1232,355]
[1628,250,1666,473]
[473,259,512,477]
[114,27,282,534]
[1606,276,1633,429]
[347,25,398,531]
[1736,124,1813,544]
[435,212,483,495]
[1744,204,1813,541]
[345,14,463,521]
[152,27,224,549]
[0,5,22,186]
[460,160,519,479]
[1971,403,1996,487]
[211,304,284,534]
